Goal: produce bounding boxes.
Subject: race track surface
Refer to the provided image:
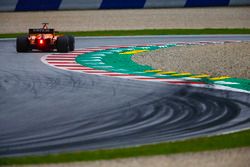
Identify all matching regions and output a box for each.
[0,35,250,157]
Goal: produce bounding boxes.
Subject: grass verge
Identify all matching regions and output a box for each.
[0,28,250,38]
[1,129,250,165]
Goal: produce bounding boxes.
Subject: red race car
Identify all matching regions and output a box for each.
[16,23,74,52]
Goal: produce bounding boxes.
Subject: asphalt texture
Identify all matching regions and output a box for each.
[0,35,250,157]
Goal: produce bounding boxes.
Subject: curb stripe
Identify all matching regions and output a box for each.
[47,61,76,63]
[54,65,84,67]
[135,78,184,82]
[166,81,205,84]
[66,67,93,70]
[46,58,75,61]
[104,74,136,77]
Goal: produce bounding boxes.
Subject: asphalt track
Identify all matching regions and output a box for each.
[0,35,250,157]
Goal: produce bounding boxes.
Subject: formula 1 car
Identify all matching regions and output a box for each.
[16,23,74,52]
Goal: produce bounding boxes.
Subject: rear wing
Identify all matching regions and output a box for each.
[29,28,54,34]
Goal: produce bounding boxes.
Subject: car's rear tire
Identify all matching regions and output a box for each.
[56,36,69,53]
[16,36,29,52]
[67,35,75,51]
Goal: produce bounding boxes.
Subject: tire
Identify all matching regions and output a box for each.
[67,35,75,51]
[56,36,69,53]
[16,36,29,52]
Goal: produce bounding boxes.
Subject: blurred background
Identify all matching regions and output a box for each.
[0,0,250,33]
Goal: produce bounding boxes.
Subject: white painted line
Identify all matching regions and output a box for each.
[214,81,239,85]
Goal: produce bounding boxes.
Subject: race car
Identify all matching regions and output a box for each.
[16,23,74,53]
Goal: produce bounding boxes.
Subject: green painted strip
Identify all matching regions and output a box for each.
[75,44,250,92]
[76,45,174,76]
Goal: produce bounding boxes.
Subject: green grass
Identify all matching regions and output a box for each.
[1,28,250,38]
[1,129,250,165]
